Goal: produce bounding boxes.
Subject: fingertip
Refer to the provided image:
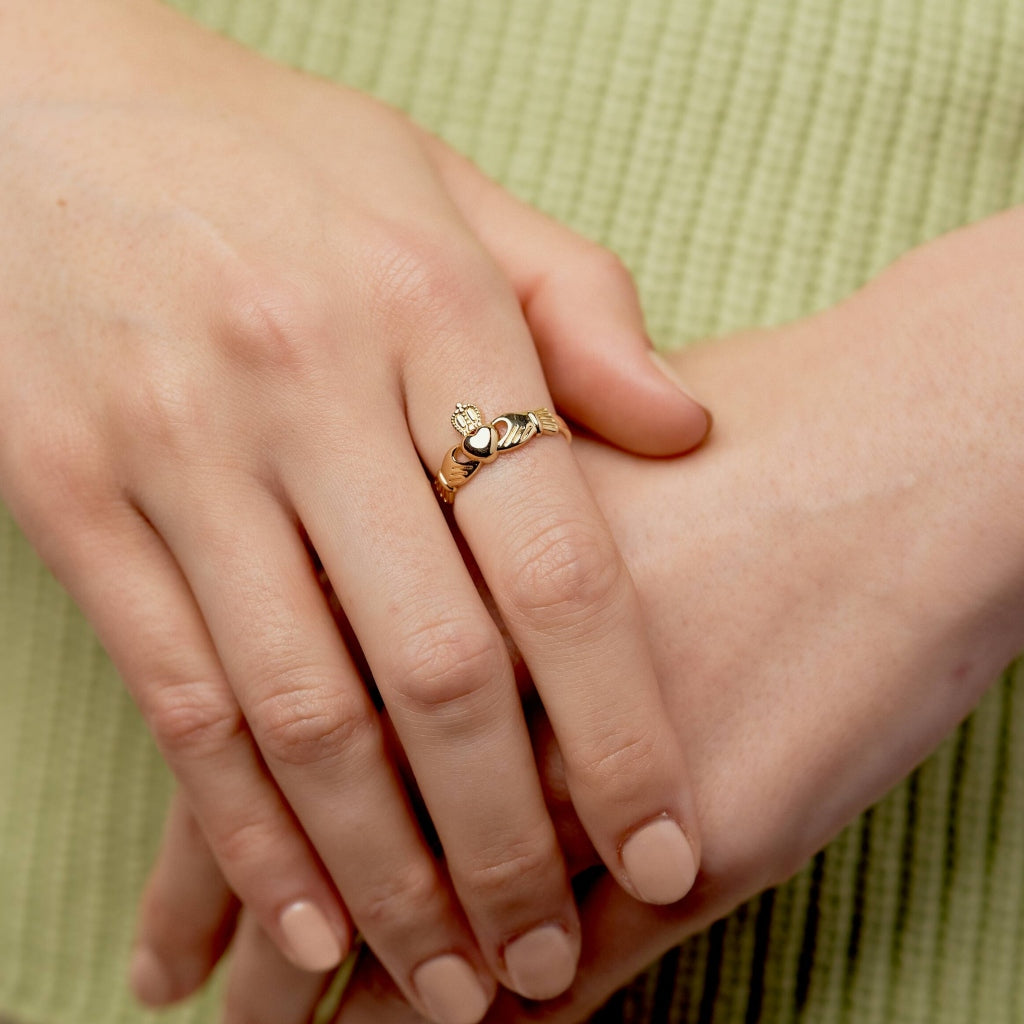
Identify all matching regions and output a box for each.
[129,927,232,1007]
[279,900,347,973]
[129,946,178,1007]
[412,953,493,1024]
[646,351,714,451]
[503,923,579,1002]
[620,816,699,906]
[553,341,712,457]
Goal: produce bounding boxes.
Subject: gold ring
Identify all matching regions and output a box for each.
[434,402,571,504]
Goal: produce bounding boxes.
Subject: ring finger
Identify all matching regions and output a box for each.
[402,318,701,909]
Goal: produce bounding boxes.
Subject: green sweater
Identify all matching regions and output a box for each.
[2,1,1023,1021]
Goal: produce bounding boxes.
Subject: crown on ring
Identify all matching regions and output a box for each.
[451,403,484,437]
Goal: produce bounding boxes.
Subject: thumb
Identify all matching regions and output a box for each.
[425,139,711,456]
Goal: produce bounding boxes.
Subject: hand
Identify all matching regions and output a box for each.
[0,1,710,1018]
[131,208,1024,1021]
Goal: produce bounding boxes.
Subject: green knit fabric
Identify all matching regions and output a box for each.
[2,1,1024,1022]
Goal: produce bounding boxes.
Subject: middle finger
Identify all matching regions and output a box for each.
[284,404,583,1003]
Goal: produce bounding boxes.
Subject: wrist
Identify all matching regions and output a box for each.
[841,209,1024,661]
[584,210,1024,683]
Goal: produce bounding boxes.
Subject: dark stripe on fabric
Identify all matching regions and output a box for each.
[842,807,874,1002]
[794,850,826,1012]
[886,772,920,987]
[697,919,728,1024]
[926,718,974,1019]
[652,944,683,1021]
[983,676,1012,878]
[743,889,775,1024]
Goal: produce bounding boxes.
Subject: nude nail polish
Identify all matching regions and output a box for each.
[503,924,577,1000]
[621,815,698,904]
[279,901,343,972]
[413,954,491,1024]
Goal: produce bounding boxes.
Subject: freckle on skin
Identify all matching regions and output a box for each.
[57,198,67,207]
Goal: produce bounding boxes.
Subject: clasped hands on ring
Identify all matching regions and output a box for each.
[435,402,572,503]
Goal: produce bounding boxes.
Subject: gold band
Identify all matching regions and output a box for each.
[434,402,571,504]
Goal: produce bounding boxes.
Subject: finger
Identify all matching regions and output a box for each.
[421,138,710,456]
[405,372,701,910]
[489,873,716,1023]
[282,418,582,1005]
[131,791,238,1006]
[42,505,352,978]
[151,487,498,1024]
[489,710,708,1022]
[333,720,679,1024]
[336,951,439,1024]
[223,909,333,1024]
[335,876,707,1024]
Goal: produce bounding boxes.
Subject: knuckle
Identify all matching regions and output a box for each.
[458,832,559,908]
[248,680,377,769]
[354,861,444,934]
[362,224,494,338]
[505,519,623,624]
[119,361,214,458]
[386,618,505,715]
[145,680,246,759]
[570,727,661,800]
[216,262,328,376]
[211,813,285,872]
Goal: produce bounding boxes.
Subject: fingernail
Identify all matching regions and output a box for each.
[413,954,491,1024]
[621,815,698,904]
[129,946,175,1006]
[649,350,704,404]
[503,924,577,1000]
[279,901,343,972]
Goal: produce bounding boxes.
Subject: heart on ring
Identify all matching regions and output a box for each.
[462,424,499,463]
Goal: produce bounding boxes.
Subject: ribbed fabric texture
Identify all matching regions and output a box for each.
[2,1,1024,1022]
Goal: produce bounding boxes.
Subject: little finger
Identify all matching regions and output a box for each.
[39,505,353,975]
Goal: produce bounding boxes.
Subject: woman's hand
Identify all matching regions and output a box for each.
[0,1,710,1018]
[131,208,1024,1022]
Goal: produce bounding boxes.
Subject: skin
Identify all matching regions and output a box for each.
[135,206,1024,1022]
[0,0,712,1015]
